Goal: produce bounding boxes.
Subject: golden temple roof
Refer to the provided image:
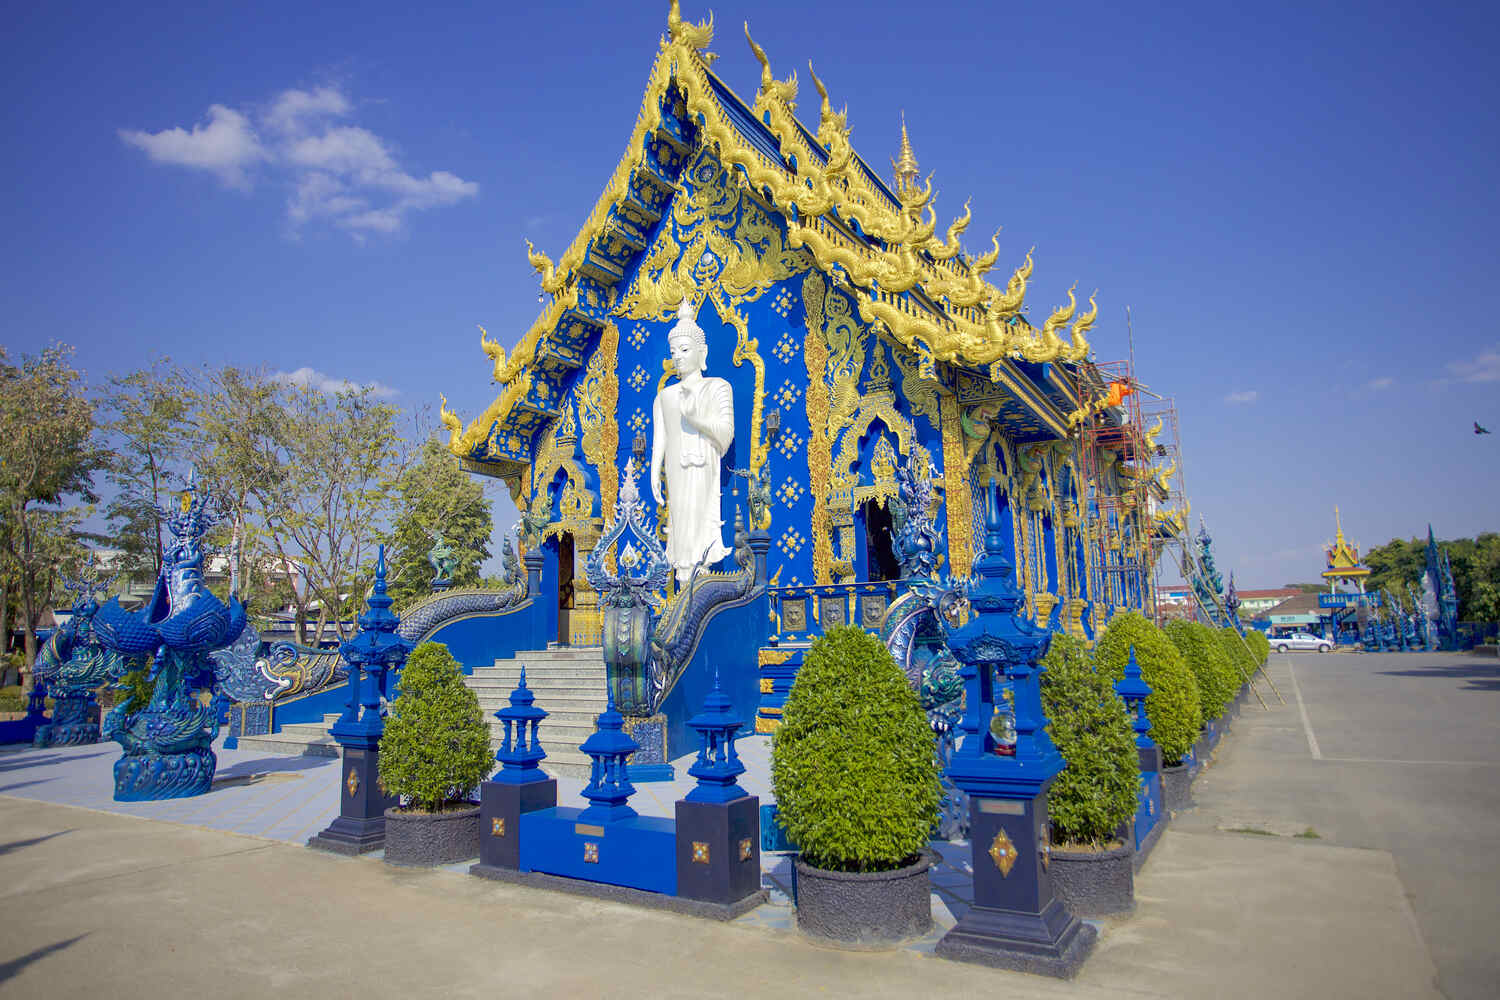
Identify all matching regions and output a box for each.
[1322,506,1371,578]
[444,1,1100,466]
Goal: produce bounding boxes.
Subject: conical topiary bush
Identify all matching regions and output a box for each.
[771,625,941,872]
[379,642,493,813]
[1093,611,1200,766]
[1163,620,1234,725]
[1041,634,1139,847]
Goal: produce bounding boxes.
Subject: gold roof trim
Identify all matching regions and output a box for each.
[448,1,1095,463]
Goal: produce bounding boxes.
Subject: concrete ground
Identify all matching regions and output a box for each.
[0,650,1489,998]
[1174,649,1500,1000]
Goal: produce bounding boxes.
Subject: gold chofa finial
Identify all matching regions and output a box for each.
[1334,505,1344,544]
[893,112,919,193]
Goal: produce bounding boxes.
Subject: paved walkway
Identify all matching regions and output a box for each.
[1,651,1487,998]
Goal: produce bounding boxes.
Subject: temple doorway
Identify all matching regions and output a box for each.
[864,501,901,582]
[557,532,575,646]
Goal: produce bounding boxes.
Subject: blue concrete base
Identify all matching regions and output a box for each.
[469,862,767,921]
[113,747,216,801]
[521,806,676,895]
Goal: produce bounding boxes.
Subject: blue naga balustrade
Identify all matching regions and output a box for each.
[1115,645,1165,867]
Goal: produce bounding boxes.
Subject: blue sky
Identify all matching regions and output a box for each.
[4,0,1497,587]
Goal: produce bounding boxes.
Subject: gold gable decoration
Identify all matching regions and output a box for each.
[445,0,1099,469]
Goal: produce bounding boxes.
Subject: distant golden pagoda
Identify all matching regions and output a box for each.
[1322,507,1371,591]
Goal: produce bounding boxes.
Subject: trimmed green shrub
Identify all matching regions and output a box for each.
[1216,627,1257,689]
[771,625,941,872]
[1163,621,1234,724]
[379,643,493,813]
[1245,631,1270,666]
[0,685,23,713]
[1093,611,1201,767]
[1041,634,1139,847]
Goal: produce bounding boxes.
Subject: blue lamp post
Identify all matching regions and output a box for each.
[309,546,413,855]
[1115,645,1166,862]
[676,670,761,906]
[474,666,559,874]
[935,484,1097,977]
[577,692,642,825]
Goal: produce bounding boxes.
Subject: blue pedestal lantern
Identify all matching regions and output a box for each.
[309,546,413,855]
[934,484,1097,978]
[474,666,559,873]
[495,666,549,781]
[578,693,641,825]
[676,671,761,905]
[684,670,746,804]
[1115,645,1165,863]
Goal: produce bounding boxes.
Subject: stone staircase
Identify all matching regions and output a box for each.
[236,714,341,758]
[467,646,606,780]
[232,646,609,780]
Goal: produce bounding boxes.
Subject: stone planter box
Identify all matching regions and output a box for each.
[384,804,481,866]
[1162,762,1192,811]
[794,851,932,947]
[1050,840,1134,916]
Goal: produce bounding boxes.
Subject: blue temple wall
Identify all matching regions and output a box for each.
[657,591,769,760]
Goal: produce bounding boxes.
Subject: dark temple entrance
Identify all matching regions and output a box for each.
[557,532,575,646]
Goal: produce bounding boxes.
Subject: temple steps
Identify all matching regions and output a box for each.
[466,645,608,780]
[235,714,341,758]
[237,647,611,780]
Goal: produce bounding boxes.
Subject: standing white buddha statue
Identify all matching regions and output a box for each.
[650,300,735,584]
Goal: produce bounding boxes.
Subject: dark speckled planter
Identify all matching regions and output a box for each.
[383,804,481,867]
[1050,841,1134,916]
[794,852,932,947]
[1162,763,1193,812]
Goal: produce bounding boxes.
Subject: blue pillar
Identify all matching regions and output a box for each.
[309,546,413,855]
[676,670,762,906]
[473,666,558,875]
[935,485,1097,978]
[1116,646,1165,867]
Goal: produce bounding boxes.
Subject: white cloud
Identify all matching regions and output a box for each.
[120,85,476,237]
[265,86,351,135]
[1366,376,1394,390]
[1224,389,1258,404]
[118,105,266,189]
[1446,344,1500,384]
[270,367,398,399]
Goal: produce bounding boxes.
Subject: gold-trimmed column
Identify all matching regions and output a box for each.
[938,392,974,580]
[802,274,834,585]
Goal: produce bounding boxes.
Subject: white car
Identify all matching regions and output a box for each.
[1271,632,1331,653]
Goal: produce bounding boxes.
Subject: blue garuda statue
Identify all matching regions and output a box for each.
[92,472,248,800]
[32,571,138,747]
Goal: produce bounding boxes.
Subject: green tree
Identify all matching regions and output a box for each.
[0,345,102,674]
[386,436,493,608]
[100,360,193,582]
[1365,538,1424,601]
[194,369,411,644]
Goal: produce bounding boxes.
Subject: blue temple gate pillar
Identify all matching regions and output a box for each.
[674,670,761,908]
[472,666,558,875]
[1116,646,1165,867]
[309,548,411,855]
[935,486,1096,978]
